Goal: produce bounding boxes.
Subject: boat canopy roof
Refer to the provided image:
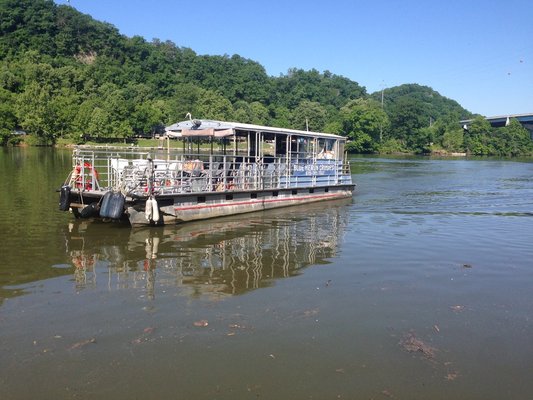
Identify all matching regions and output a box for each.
[165,119,346,141]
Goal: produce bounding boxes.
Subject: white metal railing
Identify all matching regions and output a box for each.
[67,146,351,196]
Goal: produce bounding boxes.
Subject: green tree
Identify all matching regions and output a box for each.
[74,88,134,141]
[86,107,112,138]
[15,81,57,143]
[0,0,57,57]
[272,68,365,109]
[464,116,493,155]
[249,101,270,125]
[233,101,270,125]
[267,105,289,128]
[387,96,427,149]
[193,89,234,121]
[164,83,205,123]
[131,100,165,136]
[289,100,327,131]
[372,84,471,122]
[187,54,270,103]
[10,0,530,157]
[0,87,17,145]
[498,119,532,156]
[340,98,389,152]
[441,127,464,152]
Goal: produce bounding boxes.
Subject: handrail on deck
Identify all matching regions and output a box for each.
[69,147,352,196]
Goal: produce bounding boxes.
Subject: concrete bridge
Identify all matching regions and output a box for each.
[461,113,533,138]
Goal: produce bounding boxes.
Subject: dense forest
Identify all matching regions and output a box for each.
[1,0,531,155]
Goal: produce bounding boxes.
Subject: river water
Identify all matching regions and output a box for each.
[1,148,532,399]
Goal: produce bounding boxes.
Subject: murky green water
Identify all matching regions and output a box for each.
[1,148,533,399]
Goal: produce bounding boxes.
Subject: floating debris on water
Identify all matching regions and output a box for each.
[445,370,460,381]
[400,331,461,381]
[400,332,436,359]
[131,327,156,345]
[68,337,96,350]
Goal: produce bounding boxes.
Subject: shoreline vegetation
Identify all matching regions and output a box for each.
[1,1,532,157]
[5,135,474,157]
[5,133,532,158]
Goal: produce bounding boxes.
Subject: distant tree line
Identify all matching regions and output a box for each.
[0,0,531,156]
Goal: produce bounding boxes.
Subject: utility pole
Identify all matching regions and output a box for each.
[380,82,385,142]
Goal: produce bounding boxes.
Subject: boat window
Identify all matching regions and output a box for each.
[298,137,312,159]
[317,138,336,159]
[338,141,345,159]
[233,131,249,156]
[172,136,227,155]
[275,135,287,158]
[260,132,276,160]
[290,136,313,162]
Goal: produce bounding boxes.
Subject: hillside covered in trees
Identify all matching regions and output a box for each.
[1,0,531,156]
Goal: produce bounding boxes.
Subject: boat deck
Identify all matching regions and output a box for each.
[67,146,352,198]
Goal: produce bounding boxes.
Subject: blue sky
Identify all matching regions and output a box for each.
[55,0,532,117]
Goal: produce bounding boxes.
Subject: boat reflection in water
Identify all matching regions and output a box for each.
[65,198,351,299]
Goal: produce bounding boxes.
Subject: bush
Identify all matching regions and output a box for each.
[7,136,24,146]
[0,131,10,146]
[378,138,408,154]
[21,134,53,146]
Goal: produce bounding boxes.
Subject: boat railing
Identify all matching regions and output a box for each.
[67,147,351,196]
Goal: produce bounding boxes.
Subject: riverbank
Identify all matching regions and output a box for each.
[5,135,532,157]
[429,149,467,157]
[6,137,470,157]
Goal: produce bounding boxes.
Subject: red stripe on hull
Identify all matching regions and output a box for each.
[174,193,344,212]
